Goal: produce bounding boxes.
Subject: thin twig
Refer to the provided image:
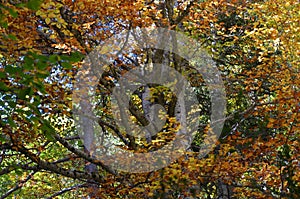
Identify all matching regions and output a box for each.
[45,184,86,199]
[0,171,36,199]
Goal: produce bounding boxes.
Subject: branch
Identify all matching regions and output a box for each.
[0,143,11,150]
[0,164,39,176]
[129,172,152,189]
[64,136,80,140]
[98,119,129,146]
[116,22,132,57]
[12,143,104,182]
[0,171,36,199]
[45,184,86,199]
[51,155,78,164]
[53,133,117,175]
[174,0,195,25]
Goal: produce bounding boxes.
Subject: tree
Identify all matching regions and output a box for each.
[0,0,299,198]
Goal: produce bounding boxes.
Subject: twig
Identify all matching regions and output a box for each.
[45,184,86,199]
[0,171,36,199]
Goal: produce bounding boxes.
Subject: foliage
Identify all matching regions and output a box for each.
[0,0,299,198]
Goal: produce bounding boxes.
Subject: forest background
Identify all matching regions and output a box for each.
[0,0,299,198]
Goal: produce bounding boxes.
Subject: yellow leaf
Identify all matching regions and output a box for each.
[45,18,51,24]
[267,118,276,128]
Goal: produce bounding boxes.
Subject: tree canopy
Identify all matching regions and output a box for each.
[0,0,299,198]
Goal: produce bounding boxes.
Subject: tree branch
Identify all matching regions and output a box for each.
[12,142,104,182]
[0,164,39,176]
[0,171,36,199]
[174,0,195,25]
[53,133,117,176]
[45,184,87,199]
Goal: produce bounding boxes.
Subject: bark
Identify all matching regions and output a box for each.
[80,99,99,196]
[142,86,154,143]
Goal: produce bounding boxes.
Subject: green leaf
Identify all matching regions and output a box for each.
[0,81,8,91]
[61,61,73,69]
[32,95,41,106]
[36,71,49,78]
[40,152,46,159]
[5,65,18,75]
[7,34,17,40]
[49,54,59,63]
[20,73,34,85]
[26,0,43,11]
[33,81,46,93]
[15,168,23,175]
[8,8,18,18]
[37,60,47,70]
[36,54,48,62]
[69,51,84,62]
[8,101,16,108]
[41,120,56,141]
[7,117,17,128]
[1,22,8,29]
[24,56,34,70]
[17,87,32,100]
[0,71,6,78]
[15,3,27,8]
[0,134,6,142]
[60,52,84,62]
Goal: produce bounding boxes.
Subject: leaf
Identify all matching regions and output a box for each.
[7,34,17,41]
[5,65,18,75]
[24,56,34,70]
[69,51,84,62]
[49,54,59,63]
[0,82,8,91]
[7,117,17,128]
[1,21,8,28]
[17,87,32,100]
[37,60,47,70]
[61,61,73,69]
[33,81,46,93]
[0,71,6,78]
[8,8,18,18]
[45,17,51,24]
[26,0,42,11]
[0,134,7,142]
[36,71,49,78]
[41,120,56,142]
[8,100,16,108]
[15,168,24,175]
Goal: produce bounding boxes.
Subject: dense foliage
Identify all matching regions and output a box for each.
[0,0,299,198]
